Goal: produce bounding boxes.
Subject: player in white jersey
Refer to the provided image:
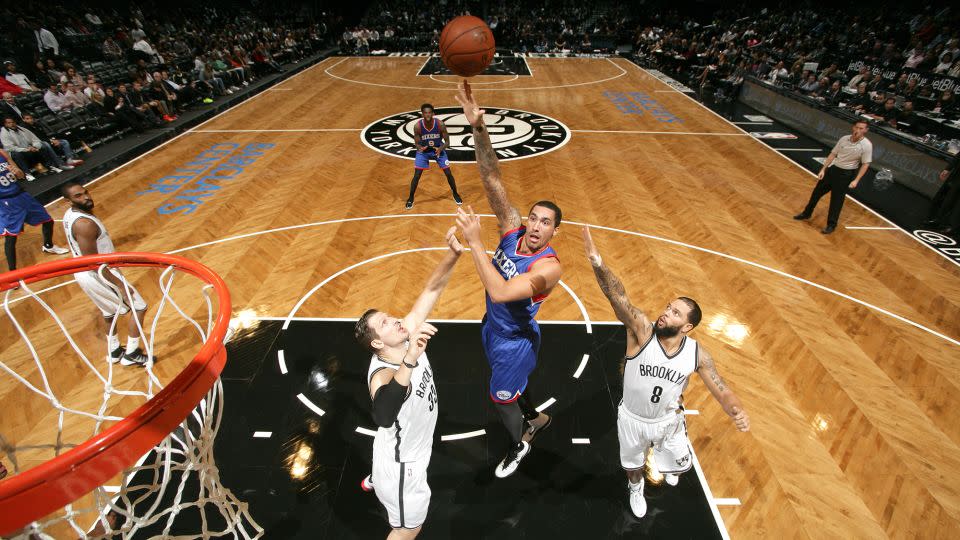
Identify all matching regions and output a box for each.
[353,226,462,539]
[582,227,750,519]
[60,182,149,366]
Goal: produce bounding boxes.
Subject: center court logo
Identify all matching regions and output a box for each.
[361,107,571,162]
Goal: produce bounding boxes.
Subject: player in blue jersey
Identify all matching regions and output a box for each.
[0,149,68,271]
[405,103,462,210]
[453,81,561,478]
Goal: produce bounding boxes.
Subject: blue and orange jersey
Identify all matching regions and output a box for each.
[418,118,443,151]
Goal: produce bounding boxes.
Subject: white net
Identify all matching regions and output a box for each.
[0,260,262,539]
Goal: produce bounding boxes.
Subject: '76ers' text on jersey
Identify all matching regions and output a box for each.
[622,327,699,421]
[484,226,558,337]
[418,119,443,151]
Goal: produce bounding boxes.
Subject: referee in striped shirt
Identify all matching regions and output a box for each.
[794,120,873,234]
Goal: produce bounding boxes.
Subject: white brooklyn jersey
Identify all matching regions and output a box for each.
[622,328,699,421]
[367,352,438,463]
[63,208,115,257]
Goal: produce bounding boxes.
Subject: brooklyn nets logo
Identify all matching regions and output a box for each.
[361,107,571,162]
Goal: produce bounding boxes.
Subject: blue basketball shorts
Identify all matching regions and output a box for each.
[1,192,53,236]
[481,321,541,403]
[414,150,450,170]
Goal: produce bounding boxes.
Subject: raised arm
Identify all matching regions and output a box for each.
[696,347,750,432]
[455,80,521,235]
[582,227,652,354]
[403,226,463,330]
[456,207,560,303]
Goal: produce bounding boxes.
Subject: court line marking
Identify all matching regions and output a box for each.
[323,56,627,91]
[252,431,272,438]
[846,226,899,230]
[12,213,957,346]
[536,397,557,412]
[296,393,325,416]
[572,130,749,136]
[691,446,732,540]
[355,426,377,437]
[266,88,294,91]
[685,409,700,415]
[733,121,773,125]
[623,60,960,268]
[39,56,335,210]
[429,73,519,84]
[571,438,591,444]
[440,430,487,442]
[190,128,361,133]
[713,498,742,506]
[573,354,590,378]
[277,350,288,374]
[522,56,533,76]
[771,148,822,152]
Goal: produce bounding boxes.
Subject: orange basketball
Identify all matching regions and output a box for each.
[439,15,496,77]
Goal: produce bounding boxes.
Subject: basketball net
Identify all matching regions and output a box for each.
[0,258,262,539]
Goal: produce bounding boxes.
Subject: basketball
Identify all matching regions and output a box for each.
[439,15,496,77]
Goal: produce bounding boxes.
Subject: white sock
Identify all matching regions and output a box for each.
[107,333,120,351]
[126,336,140,353]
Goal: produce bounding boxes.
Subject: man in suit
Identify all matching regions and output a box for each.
[0,92,25,124]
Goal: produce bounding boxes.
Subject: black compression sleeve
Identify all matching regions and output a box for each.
[372,379,408,427]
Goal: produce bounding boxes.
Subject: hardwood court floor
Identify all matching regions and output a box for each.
[2,56,960,538]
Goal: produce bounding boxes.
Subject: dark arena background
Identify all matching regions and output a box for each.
[1,0,959,538]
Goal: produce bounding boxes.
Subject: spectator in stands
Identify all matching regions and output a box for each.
[200,62,228,96]
[84,76,105,105]
[149,79,178,120]
[935,89,958,115]
[850,83,872,113]
[903,46,926,69]
[133,36,162,64]
[819,63,840,81]
[902,78,919,99]
[102,86,145,132]
[34,21,60,58]
[898,100,918,131]
[60,66,84,88]
[767,61,789,84]
[20,113,84,167]
[4,63,39,93]
[125,81,165,126]
[1,117,72,174]
[32,61,55,89]
[846,66,871,89]
[64,82,91,108]
[934,52,954,74]
[46,59,64,84]
[103,36,124,60]
[0,93,25,124]
[799,74,819,94]
[44,83,70,112]
[875,97,900,129]
[824,80,844,105]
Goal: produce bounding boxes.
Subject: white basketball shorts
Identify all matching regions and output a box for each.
[617,404,692,474]
[372,445,431,530]
[75,269,147,317]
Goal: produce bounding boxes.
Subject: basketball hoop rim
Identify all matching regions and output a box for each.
[0,253,231,536]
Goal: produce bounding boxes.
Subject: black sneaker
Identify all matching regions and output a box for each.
[120,348,149,367]
[453,193,463,205]
[405,199,414,210]
[107,346,124,364]
[494,441,530,478]
[793,213,811,220]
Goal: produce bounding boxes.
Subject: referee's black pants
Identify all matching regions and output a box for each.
[802,167,857,227]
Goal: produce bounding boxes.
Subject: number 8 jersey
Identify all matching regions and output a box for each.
[622,327,698,421]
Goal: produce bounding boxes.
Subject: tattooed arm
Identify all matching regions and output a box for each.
[696,347,750,432]
[582,227,652,355]
[455,80,522,235]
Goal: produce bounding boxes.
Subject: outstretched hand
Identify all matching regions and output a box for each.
[406,322,438,360]
[454,80,485,127]
[582,227,602,267]
[445,225,464,255]
[455,206,483,245]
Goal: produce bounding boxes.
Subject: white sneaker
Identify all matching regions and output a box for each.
[25,173,36,182]
[495,441,530,478]
[628,478,647,518]
[41,245,69,255]
[49,166,63,173]
[60,164,74,170]
[664,473,679,486]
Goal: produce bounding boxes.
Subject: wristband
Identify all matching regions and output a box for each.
[403,359,418,369]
